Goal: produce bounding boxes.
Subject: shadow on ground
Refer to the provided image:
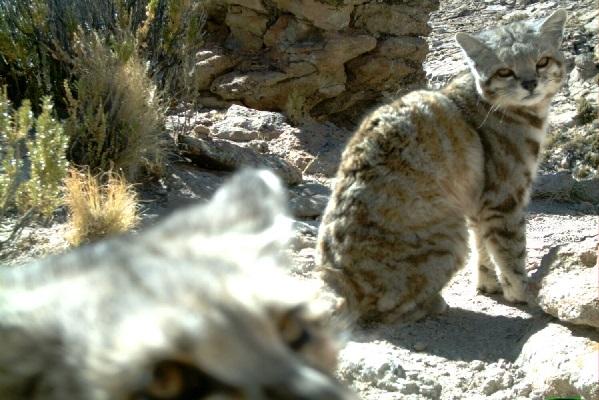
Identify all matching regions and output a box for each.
[354,307,551,363]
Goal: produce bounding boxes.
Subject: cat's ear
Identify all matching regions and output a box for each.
[208,168,290,236]
[538,9,567,47]
[455,33,486,59]
[455,33,498,73]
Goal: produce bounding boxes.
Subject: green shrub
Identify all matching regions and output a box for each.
[0,0,131,114]
[576,97,597,125]
[0,87,69,219]
[64,32,165,180]
[18,97,69,218]
[0,0,207,110]
[136,0,207,98]
[0,86,30,214]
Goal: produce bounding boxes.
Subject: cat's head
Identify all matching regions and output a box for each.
[456,9,567,108]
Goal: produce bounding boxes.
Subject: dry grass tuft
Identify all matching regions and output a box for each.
[64,169,139,246]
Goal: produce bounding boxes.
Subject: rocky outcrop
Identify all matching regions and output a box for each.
[533,173,599,203]
[196,0,439,121]
[177,134,302,185]
[169,105,351,179]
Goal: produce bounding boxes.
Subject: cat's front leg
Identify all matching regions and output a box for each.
[471,223,501,294]
[479,207,529,303]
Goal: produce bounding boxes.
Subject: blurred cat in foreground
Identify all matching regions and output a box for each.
[0,169,356,400]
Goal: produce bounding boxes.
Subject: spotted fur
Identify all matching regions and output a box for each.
[0,170,356,400]
[316,10,567,324]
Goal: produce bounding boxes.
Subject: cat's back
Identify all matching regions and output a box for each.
[329,81,484,226]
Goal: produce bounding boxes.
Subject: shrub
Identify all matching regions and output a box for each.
[18,97,70,219]
[0,0,208,110]
[0,0,128,114]
[136,0,207,98]
[0,87,68,219]
[0,87,30,214]
[576,97,596,126]
[64,169,139,246]
[64,32,165,180]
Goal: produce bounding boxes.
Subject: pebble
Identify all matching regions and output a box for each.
[413,342,427,351]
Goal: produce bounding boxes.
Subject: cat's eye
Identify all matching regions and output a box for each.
[146,361,185,399]
[278,306,313,351]
[495,68,515,78]
[536,57,550,68]
[131,360,234,400]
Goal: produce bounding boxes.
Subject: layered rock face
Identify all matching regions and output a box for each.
[195,0,439,121]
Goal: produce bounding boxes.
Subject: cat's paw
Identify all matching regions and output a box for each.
[476,264,501,294]
[426,294,448,315]
[476,282,502,295]
[501,279,529,303]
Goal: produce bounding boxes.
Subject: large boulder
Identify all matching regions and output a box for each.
[530,235,599,330]
[517,323,599,400]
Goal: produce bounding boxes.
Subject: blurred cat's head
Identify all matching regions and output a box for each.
[456,9,567,108]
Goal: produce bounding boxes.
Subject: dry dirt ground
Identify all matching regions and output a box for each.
[1,0,598,399]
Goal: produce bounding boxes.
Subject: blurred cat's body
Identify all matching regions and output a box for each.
[0,170,356,400]
[317,10,568,323]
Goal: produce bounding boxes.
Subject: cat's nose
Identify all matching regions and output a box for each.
[521,79,537,92]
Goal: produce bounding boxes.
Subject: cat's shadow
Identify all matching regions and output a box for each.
[351,307,551,363]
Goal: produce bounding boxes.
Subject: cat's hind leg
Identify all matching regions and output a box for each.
[383,216,469,323]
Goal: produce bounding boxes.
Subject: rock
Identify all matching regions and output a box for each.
[517,323,599,400]
[303,148,343,177]
[288,181,331,218]
[574,53,599,80]
[225,0,266,13]
[177,135,302,185]
[530,235,599,329]
[338,342,406,389]
[212,31,376,118]
[197,1,438,120]
[193,49,239,91]
[165,163,228,206]
[288,193,329,218]
[347,54,416,91]
[354,2,437,37]
[378,36,429,61]
[573,177,599,203]
[210,104,292,141]
[225,5,268,52]
[532,172,575,200]
[273,0,354,31]
[549,109,578,129]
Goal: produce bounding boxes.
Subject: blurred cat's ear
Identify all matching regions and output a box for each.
[455,33,499,73]
[208,168,290,236]
[538,9,567,46]
[455,33,486,58]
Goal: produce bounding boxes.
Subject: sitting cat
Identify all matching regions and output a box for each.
[0,169,356,400]
[317,10,568,323]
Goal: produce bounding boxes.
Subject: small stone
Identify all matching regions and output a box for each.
[471,360,485,371]
[211,104,290,142]
[398,381,419,395]
[413,342,427,351]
